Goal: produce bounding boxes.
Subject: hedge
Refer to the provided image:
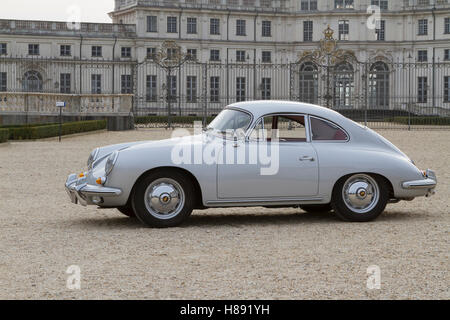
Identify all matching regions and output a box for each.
[135,115,215,125]
[387,116,450,126]
[7,120,107,140]
[0,128,8,143]
[0,123,57,129]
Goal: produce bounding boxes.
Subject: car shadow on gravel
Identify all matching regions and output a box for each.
[184,210,429,227]
[70,210,428,229]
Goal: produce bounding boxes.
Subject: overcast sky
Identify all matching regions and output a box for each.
[0,0,114,23]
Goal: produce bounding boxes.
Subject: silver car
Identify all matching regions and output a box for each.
[65,101,437,227]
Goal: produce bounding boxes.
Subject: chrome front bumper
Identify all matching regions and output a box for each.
[65,173,122,206]
[402,169,437,197]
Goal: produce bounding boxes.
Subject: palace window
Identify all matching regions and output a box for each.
[445,18,450,34]
[91,74,102,94]
[210,18,220,35]
[0,43,6,55]
[335,0,354,9]
[121,75,132,94]
[262,21,271,37]
[301,0,318,11]
[444,49,450,61]
[210,49,220,61]
[236,50,246,62]
[418,76,428,103]
[236,19,246,36]
[60,73,71,94]
[261,78,271,100]
[0,72,6,92]
[369,62,390,108]
[146,75,157,102]
[333,63,354,108]
[167,75,177,102]
[299,62,318,104]
[60,45,71,57]
[187,49,197,61]
[121,47,131,58]
[92,46,102,57]
[418,50,428,62]
[210,76,220,103]
[371,0,388,10]
[376,20,385,41]
[147,47,156,59]
[187,18,197,34]
[338,20,349,40]
[23,71,43,92]
[186,76,197,103]
[236,77,246,102]
[167,48,178,60]
[28,44,40,56]
[445,76,450,103]
[167,16,178,33]
[262,51,272,63]
[147,16,158,33]
[304,21,313,42]
[418,19,428,35]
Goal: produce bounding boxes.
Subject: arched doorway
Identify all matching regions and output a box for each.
[298,62,318,104]
[369,62,390,109]
[333,62,354,109]
[23,71,43,92]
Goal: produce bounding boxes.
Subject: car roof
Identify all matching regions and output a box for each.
[227,100,349,124]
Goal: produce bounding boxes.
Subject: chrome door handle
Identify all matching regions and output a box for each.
[299,156,315,162]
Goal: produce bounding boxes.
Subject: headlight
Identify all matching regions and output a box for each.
[87,148,100,170]
[105,151,119,176]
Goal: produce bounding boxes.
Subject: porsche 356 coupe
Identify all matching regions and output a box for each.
[65,101,437,227]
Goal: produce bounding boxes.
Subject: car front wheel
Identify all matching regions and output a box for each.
[132,171,194,228]
[117,205,136,218]
[332,174,389,222]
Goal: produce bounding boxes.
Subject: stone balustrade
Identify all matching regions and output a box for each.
[0,92,133,116]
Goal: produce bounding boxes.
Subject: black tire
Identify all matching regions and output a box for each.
[117,205,136,218]
[300,204,333,214]
[131,170,194,228]
[332,174,389,222]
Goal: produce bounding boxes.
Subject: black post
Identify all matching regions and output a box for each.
[59,106,62,142]
[167,68,172,129]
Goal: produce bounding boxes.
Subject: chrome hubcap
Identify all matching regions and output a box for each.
[144,178,185,220]
[342,174,379,214]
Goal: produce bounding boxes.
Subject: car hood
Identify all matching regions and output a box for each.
[126,134,207,152]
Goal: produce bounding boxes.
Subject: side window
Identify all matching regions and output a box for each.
[250,115,307,142]
[277,115,307,142]
[311,117,348,141]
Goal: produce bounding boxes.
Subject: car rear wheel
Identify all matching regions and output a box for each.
[300,204,333,214]
[117,205,136,218]
[332,174,389,222]
[132,171,194,228]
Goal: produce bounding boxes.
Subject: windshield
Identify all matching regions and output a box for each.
[207,109,252,133]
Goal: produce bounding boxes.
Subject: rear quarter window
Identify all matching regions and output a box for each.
[311,117,349,141]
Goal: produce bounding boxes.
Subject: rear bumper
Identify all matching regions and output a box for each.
[65,173,122,206]
[402,169,437,197]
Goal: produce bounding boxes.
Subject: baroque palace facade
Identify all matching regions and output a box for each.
[0,0,450,118]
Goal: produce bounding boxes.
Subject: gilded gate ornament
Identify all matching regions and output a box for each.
[298,25,357,66]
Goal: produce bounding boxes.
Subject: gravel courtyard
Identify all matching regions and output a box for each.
[0,128,448,300]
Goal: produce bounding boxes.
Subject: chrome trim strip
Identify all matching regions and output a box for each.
[206,197,323,207]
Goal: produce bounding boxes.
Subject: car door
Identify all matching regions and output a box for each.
[217,114,319,199]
